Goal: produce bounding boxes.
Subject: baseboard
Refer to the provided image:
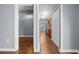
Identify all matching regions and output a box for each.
[0,48,18,51]
[59,49,79,53]
[34,49,40,53]
[19,35,33,37]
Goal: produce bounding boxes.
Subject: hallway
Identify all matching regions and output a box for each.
[18,31,60,54]
[40,31,60,54]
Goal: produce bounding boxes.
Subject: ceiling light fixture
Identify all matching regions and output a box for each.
[40,11,49,19]
[24,14,33,19]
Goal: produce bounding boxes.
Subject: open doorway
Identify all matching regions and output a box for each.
[39,4,60,54]
[18,4,34,54]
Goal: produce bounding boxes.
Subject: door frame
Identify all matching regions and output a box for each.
[33,4,40,52]
[14,4,40,52]
[14,4,19,51]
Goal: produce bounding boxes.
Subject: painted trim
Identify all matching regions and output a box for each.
[33,4,40,52]
[14,4,19,51]
[0,48,18,51]
[59,49,79,53]
[33,4,37,52]
[36,4,40,52]
[19,35,33,37]
[60,4,63,50]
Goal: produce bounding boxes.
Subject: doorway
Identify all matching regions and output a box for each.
[18,4,34,54]
[39,4,60,54]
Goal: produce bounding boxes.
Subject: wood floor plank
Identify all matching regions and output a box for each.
[18,37,33,54]
[40,31,60,54]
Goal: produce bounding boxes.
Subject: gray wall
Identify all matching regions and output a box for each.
[52,7,60,48]
[0,4,14,48]
[77,5,79,49]
[19,14,33,35]
[63,4,79,50]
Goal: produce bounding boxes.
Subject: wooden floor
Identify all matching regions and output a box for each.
[17,32,60,54]
[0,31,78,54]
[0,32,60,54]
[0,37,34,54]
[40,31,60,54]
[17,37,33,54]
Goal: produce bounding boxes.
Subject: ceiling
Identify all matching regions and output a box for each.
[19,4,33,15]
[39,4,58,19]
[19,4,58,19]
[19,4,33,10]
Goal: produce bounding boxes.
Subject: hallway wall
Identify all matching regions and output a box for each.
[0,4,14,48]
[77,5,79,49]
[19,14,33,35]
[63,4,78,50]
[51,7,60,48]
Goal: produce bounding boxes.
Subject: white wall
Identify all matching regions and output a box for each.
[19,14,33,35]
[62,4,78,50]
[0,5,14,48]
[51,6,60,48]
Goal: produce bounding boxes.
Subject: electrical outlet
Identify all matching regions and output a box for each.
[6,38,10,43]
